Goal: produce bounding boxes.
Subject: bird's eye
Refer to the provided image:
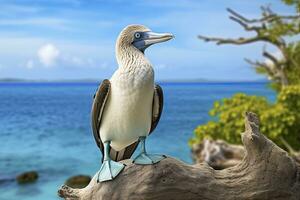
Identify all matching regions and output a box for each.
[134,33,141,39]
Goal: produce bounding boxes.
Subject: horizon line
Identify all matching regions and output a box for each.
[0,77,268,84]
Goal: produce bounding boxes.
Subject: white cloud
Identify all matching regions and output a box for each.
[38,43,60,67]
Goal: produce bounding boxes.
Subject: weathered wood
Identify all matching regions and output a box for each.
[191,139,245,170]
[58,112,300,200]
[191,139,300,170]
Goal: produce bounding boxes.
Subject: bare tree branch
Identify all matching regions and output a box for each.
[261,5,274,17]
[262,50,288,85]
[197,35,266,45]
[245,57,288,85]
[198,6,295,87]
[226,8,252,23]
[229,16,260,32]
[227,7,299,24]
[263,51,280,66]
[245,58,279,79]
[245,58,271,70]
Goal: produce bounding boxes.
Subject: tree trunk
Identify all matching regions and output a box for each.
[58,112,300,200]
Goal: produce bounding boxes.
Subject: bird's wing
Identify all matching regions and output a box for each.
[91,79,139,162]
[91,79,110,153]
[149,84,164,134]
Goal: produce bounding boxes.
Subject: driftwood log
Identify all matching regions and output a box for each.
[191,139,245,170]
[191,139,300,170]
[58,112,300,200]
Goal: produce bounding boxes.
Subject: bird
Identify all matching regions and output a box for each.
[91,24,173,182]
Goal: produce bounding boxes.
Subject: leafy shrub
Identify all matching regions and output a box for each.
[190,85,300,151]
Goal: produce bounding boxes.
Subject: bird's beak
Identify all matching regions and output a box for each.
[132,31,174,52]
[144,32,174,46]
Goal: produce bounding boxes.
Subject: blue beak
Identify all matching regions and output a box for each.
[133,31,173,52]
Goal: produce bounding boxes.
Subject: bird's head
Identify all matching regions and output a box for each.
[116,24,173,53]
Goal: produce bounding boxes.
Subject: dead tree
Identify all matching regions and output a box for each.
[198,6,300,87]
[58,112,300,200]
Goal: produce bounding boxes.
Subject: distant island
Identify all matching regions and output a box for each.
[0,78,100,83]
[0,78,268,84]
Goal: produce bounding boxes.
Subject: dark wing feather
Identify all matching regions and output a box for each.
[91,79,139,162]
[91,79,110,155]
[150,84,164,134]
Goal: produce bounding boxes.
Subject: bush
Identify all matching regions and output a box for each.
[190,85,300,151]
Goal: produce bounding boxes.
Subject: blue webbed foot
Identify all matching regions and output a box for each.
[97,159,125,182]
[133,153,166,165]
[133,136,166,165]
[97,141,125,183]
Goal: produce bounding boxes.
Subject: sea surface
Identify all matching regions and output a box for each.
[0,82,275,200]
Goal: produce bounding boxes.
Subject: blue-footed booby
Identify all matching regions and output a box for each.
[91,24,173,182]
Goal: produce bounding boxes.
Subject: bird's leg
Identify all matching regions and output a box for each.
[97,141,125,182]
[133,136,166,165]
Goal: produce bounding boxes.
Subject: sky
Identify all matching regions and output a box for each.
[0,0,296,81]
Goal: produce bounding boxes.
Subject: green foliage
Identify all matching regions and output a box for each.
[255,41,300,91]
[259,17,299,39]
[285,42,300,85]
[255,21,300,91]
[190,85,300,151]
[189,94,270,146]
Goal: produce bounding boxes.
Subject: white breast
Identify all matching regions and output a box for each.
[99,65,154,151]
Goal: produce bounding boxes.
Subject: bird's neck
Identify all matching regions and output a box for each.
[116,45,151,72]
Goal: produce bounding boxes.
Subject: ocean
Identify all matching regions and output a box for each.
[0,82,275,200]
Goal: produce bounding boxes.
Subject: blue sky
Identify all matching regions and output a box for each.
[0,0,295,81]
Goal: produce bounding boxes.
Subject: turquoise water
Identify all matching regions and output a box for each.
[0,82,275,200]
